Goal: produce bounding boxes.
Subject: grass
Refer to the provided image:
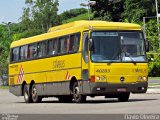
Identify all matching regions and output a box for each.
[149,77,160,80]
[0,86,9,89]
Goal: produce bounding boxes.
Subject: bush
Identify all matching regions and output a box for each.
[2,74,8,86]
[147,52,160,77]
[149,62,160,77]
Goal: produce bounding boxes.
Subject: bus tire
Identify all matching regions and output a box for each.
[118,92,130,102]
[23,84,32,103]
[73,82,86,103]
[58,95,73,103]
[31,84,42,103]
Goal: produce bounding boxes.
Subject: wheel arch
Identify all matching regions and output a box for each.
[29,80,35,91]
[69,76,77,92]
[22,81,26,96]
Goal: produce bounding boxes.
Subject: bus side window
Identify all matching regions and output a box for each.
[66,36,70,52]
[69,33,80,53]
[82,33,89,63]
[59,36,69,54]
[48,40,53,55]
[29,43,37,59]
[12,47,19,62]
[69,35,75,53]
[59,37,65,54]
[53,39,58,55]
[38,41,47,58]
[74,33,80,52]
[48,39,57,56]
[20,45,28,61]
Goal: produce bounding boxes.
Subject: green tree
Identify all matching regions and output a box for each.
[60,8,87,21]
[0,24,11,84]
[21,0,60,34]
[91,0,160,23]
[91,0,124,21]
[145,20,159,51]
[122,0,160,23]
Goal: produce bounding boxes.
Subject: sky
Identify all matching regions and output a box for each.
[0,0,87,24]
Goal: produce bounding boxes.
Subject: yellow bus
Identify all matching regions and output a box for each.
[9,20,148,103]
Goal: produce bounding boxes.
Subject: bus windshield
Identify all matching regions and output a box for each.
[91,31,147,63]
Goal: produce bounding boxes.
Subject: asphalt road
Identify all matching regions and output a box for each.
[0,89,160,114]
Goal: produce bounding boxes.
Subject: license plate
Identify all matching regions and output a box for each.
[117,88,127,92]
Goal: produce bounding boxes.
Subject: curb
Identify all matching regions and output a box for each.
[146,88,160,94]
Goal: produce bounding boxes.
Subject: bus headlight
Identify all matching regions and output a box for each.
[96,76,106,81]
[143,76,147,81]
[138,76,147,81]
[96,76,100,80]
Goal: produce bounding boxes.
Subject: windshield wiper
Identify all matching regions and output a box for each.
[126,55,137,65]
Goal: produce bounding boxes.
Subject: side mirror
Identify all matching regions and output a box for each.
[145,40,149,52]
[89,38,94,51]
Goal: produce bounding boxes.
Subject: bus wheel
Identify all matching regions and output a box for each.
[73,82,86,103]
[118,93,130,102]
[58,95,73,103]
[23,84,32,103]
[31,84,42,103]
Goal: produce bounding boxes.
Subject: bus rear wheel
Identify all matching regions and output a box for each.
[23,84,32,103]
[73,82,86,103]
[118,92,130,102]
[31,84,42,103]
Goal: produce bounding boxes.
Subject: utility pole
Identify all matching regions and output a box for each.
[143,17,146,39]
[80,0,96,20]
[155,0,160,47]
[155,0,159,31]
[143,16,157,39]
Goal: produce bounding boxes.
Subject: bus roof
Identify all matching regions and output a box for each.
[48,20,141,32]
[11,20,141,48]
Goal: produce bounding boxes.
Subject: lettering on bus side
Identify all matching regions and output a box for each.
[53,60,65,69]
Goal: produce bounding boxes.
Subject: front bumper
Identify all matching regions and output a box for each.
[82,81,148,95]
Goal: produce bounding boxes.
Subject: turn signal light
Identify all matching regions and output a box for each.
[90,75,95,82]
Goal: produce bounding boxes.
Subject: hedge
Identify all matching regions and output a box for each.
[147,52,160,77]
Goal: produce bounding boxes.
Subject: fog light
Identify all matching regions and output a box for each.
[138,87,145,91]
[141,87,145,90]
[143,76,147,81]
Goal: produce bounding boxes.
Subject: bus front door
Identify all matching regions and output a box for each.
[81,32,91,94]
